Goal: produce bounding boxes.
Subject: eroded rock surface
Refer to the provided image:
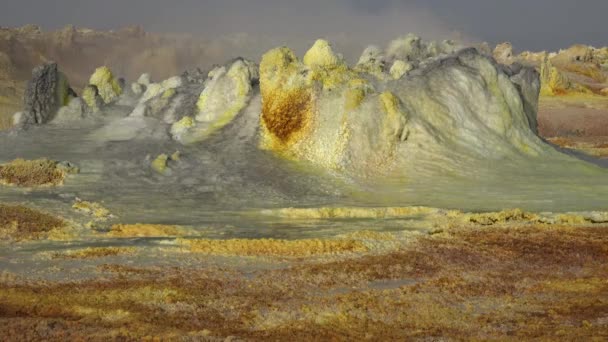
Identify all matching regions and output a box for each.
[259,40,548,176]
[22,63,73,124]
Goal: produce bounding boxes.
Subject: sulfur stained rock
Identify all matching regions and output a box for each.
[390,60,413,79]
[540,55,572,96]
[81,85,104,113]
[88,66,123,104]
[170,58,257,144]
[170,116,195,142]
[138,76,183,103]
[151,153,169,175]
[259,41,409,174]
[303,39,344,68]
[259,40,554,178]
[386,33,424,62]
[355,45,386,78]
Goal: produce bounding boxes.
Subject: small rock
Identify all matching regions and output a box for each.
[56,161,80,174]
[131,82,145,96]
[81,85,104,113]
[137,73,151,86]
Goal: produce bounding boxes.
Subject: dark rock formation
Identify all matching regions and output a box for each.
[22,63,72,124]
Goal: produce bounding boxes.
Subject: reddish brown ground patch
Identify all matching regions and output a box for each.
[0,204,66,240]
[1,225,608,340]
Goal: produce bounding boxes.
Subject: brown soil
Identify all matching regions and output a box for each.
[0,204,66,240]
[1,225,607,340]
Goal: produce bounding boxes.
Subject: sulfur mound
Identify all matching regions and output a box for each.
[88,66,123,104]
[259,40,553,177]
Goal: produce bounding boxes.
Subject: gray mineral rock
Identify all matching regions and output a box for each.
[23,63,73,124]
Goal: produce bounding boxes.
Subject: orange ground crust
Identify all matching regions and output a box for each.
[1,224,607,340]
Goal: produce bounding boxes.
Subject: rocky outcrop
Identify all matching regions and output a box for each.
[22,63,73,124]
[386,34,424,62]
[540,55,572,96]
[259,40,409,174]
[493,42,608,96]
[171,58,258,144]
[493,42,515,65]
[53,98,85,123]
[81,85,103,113]
[88,67,122,104]
[389,60,413,79]
[354,46,386,78]
[259,40,549,176]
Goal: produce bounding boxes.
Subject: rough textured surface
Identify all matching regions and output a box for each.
[0,158,70,187]
[81,85,103,113]
[1,224,608,339]
[22,63,72,124]
[493,42,515,65]
[259,41,550,177]
[171,59,257,144]
[0,204,67,240]
[88,66,122,104]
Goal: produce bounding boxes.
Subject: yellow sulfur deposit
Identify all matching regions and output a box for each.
[108,223,188,238]
[0,158,67,187]
[195,60,253,137]
[151,154,169,174]
[259,47,314,152]
[390,60,412,79]
[303,39,343,68]
[72,200,112,220]
[52,247,136,259]
[89,66,123,104]
[81,85,102,112]
[179,237,368,257]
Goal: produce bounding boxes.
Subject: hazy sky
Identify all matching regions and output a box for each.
[1,0,607,51]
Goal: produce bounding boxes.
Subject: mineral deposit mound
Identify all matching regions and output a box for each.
[2,35,607,222]
[2,31,608,340]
